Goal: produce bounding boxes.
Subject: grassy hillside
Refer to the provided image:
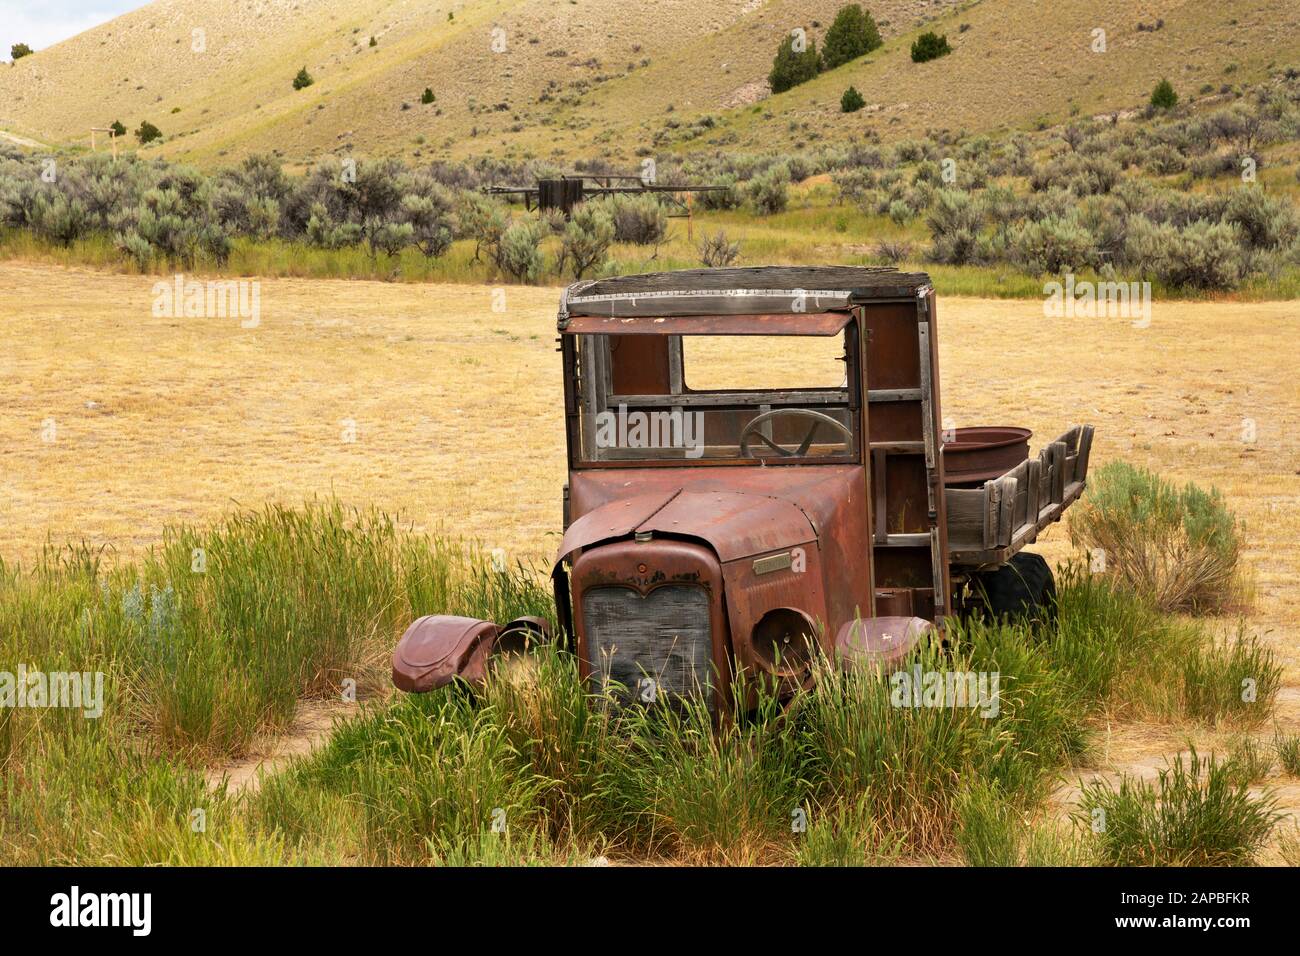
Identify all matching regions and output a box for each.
[3,0,1295,166]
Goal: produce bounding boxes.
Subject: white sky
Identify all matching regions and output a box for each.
[1,1,149,62]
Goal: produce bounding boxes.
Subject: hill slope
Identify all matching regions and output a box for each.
[0,0,1296,166]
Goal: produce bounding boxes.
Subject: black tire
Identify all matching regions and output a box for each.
[969,551,1056,628]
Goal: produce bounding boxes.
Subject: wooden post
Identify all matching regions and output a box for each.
[90,127,119,159]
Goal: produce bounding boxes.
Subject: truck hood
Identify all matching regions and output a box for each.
[556,466,865,569]
[555,488,816,569]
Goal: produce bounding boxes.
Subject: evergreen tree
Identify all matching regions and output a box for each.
[823,5,882,70]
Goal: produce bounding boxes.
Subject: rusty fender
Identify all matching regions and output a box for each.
[392,615,500,692]
[833,615,933,671]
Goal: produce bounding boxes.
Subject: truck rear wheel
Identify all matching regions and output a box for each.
[969,552,1056,628]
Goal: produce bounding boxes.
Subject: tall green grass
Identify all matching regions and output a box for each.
[1075,747,1281,866]
[0,500,552,864]
[1,500,1282,866]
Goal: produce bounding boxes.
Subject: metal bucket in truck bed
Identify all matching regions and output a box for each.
[942,427,1032,487]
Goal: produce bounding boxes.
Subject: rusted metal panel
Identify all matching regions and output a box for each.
[722,544,828,694]
[560,311,853,336]
[942,427,1033,486]
[833,615,934,670]
[569,538,733,711]
[564,464,873,642]
[391,615,499,692]
[554,489,681,562]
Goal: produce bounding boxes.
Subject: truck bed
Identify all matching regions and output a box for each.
[944,424,1094,568]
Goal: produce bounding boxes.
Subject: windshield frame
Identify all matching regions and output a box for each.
[563,316,864,470]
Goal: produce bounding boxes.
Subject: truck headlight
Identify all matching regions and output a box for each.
[751,607,818,675]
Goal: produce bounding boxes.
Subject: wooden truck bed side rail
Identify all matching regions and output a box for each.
[945,424,1094,568]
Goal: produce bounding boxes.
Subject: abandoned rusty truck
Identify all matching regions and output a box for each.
[392,267,1094,710]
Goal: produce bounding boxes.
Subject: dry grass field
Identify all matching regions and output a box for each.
[2,258,1299,854]
[3,0,1295,166]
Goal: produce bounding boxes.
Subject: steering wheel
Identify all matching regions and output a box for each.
[739,408,853,458]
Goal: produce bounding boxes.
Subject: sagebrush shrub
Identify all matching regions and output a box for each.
[600,193,667,244]
[746,165,791,215]
[1068,461,1242,613]
[1123,216,1245,289]
[1221,186,1300,250]
[1010,215,1096,274]
[694,174,741,210]
[491,220,545,283]
[926,189,983,264]
[557,202,614,279]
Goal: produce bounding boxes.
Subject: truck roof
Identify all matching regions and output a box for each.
[561,266,932,323]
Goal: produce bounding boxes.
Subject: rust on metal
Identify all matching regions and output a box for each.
[942,426,1033,487]
[559,311,854,336]
[391,615,500,692]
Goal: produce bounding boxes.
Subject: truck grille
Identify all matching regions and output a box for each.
[582,585,714,704]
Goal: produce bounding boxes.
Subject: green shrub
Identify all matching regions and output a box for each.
[292,67,314,90]
[1068,461,1242,612]
[491,220,545,283]
[1150,78,1178,110]
[134,121,162,145]
[840,85,866,113]
[420,87,435,104]
[768,31,821,94]
[109,119,127,138]
[1123,216,1245,290]
[10,43,33,61]
[601,192,667,244]
[746,165,791,215]
[1076,747,1280,865]
[557,202,614,279]
[926,188,983,264]
[822,5,882,70]
[910,32,951,63]
[1010,214,1096,274]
